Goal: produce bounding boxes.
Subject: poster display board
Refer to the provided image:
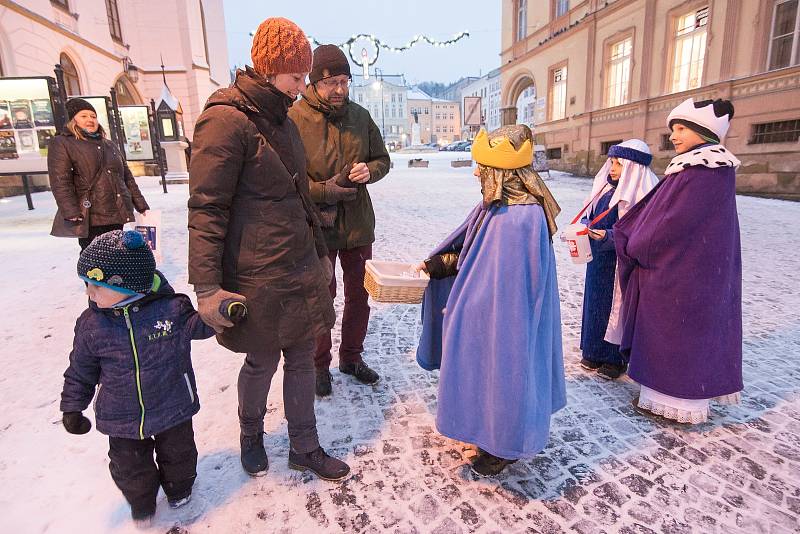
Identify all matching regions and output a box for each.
[119,105,155,161]
[0,77,59,173]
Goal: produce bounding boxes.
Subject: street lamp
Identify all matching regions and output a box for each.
[372,67,385,142]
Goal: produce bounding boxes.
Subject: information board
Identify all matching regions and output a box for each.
[463,96,482,126]
[119,105,155,161]
[0,77,58,173]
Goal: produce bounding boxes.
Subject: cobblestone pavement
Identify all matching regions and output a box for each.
[302,159,800,534]
[2,155,798,533]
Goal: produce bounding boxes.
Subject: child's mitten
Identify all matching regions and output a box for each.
[62,411,92,434]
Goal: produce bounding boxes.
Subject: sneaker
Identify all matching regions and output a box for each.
[288,446,350,481]
[597,363,627,380]
[240,432,269,476]
[339,361,380,385]
[168,493,192,509]
[316,369,333,397]
[580,358,602,370]
[470,450,517,477]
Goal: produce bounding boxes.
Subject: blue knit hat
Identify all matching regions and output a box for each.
[77,230,156,295]
[607,139,652,166]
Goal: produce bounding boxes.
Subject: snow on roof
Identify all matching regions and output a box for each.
[157,84,181,112]
[406,87,433,100]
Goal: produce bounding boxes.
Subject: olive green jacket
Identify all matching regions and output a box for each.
[288,89,390,250]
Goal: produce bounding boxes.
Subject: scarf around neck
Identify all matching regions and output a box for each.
[302,85,348,121]
[235,67,294,124]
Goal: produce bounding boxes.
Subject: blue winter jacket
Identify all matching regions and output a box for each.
[60,272,215,439]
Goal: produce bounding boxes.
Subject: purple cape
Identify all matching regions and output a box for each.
[613,164,743,399]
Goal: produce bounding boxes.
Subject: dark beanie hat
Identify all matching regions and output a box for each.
[66,98,96,121]
[78,230,156,295]
[309,45,351,84]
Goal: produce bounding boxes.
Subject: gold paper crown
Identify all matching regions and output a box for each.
[471,129,533,170]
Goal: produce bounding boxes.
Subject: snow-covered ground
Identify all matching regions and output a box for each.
[1,152,799,533]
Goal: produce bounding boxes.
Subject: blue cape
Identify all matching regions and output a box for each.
[417,202,566,458]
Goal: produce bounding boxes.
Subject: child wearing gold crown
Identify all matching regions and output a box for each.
[415,125,566,477]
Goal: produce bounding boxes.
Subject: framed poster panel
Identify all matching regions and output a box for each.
[463,96,482,126]
[118,105,155,161]
[0,77,60,174]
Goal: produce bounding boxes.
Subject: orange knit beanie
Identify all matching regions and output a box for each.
[251,17,312,76]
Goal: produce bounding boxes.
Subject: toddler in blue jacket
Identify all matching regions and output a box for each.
[60,230,215,528]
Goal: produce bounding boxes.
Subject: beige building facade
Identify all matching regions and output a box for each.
[431,99,461,145]
[408,87,434,145]
[0,0,229,139]
[501,0,800,196]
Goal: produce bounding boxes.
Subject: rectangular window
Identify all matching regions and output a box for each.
[516,0,528,41]
[750,119,800,143]
[605,37,632,107]
[601,140,623,155]
[660,133,674,151]
[768,0,800,70]
[106,0,123,42]
[546,147,562,159]
[550,65,567,121]
[555,0,569,18]
[670,6,708,93]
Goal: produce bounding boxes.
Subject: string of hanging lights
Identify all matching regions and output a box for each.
[306,32,470,79]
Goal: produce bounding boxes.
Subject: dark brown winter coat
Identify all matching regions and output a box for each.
[188,68,334,353]
[48,131,149,236]
[288,87,390,251]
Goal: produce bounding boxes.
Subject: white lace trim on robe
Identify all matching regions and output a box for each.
[636,385,741,424]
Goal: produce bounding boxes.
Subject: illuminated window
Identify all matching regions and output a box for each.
[550,65,567,121]
[670,6,708,93]
[605,36,632,107]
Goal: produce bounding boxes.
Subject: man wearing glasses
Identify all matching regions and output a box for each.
[289,45,390,397]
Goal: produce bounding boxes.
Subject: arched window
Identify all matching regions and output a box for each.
[114,75,139,105]
[60,53,81,96]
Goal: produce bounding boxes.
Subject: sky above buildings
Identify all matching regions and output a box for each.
[223,0,502,84]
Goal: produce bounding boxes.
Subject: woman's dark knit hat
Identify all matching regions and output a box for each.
[66,98,96,121]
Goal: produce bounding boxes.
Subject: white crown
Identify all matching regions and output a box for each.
[666,98,730,139]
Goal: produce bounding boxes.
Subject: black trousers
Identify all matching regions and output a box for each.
[79,224,124,251]
[108,419,197,519]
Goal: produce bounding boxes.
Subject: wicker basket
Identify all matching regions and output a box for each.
[363,260,429,304]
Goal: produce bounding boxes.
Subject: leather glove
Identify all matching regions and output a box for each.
[195,285,246,333]
[63,411,92,435]
[322,175,358,205]
[320,256,334,285]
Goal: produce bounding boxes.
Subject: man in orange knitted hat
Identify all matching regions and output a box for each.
[188,17,350,481]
